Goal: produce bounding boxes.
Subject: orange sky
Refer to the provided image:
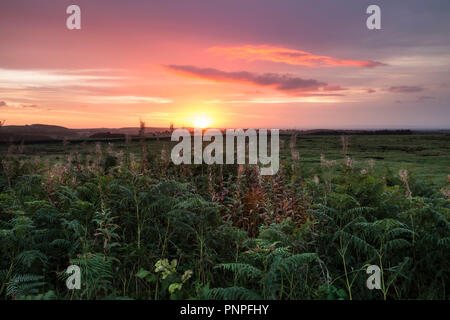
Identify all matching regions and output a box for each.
[0,1,449,129]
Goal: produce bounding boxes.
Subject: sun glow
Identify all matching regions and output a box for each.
[193,116,212,128]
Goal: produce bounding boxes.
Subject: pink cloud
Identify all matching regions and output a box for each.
[207,45,386,68]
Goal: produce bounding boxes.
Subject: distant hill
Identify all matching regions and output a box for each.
[77,127,169,136]
[0,124,170,142]
[1,124,74,134]
[0,124,77,142]
[0,123,447,143]
[297,129,414,135]
[89,132,126,139]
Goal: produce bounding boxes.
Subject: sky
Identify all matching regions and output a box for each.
[0,0,449,129]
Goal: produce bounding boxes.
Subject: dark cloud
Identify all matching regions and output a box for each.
[387,86,424,93]
[323,85,347,91]
[367,89,376,94]
[395,96,435,104]
[0,101,7,107]
[166,65,328,94]
[416,96,435,102]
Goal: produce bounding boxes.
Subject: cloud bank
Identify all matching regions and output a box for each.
[166,65,337,94]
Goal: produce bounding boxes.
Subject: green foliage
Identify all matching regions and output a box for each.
[7,274,45,297]
[0,136,448,300]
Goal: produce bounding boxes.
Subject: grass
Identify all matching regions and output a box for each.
[3,134,449,185]
[281,134,450,185]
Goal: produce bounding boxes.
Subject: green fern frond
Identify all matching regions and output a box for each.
[206,286,261,300]
[215,263,262,280]
[15,250,48,268]
[7,274,45,297]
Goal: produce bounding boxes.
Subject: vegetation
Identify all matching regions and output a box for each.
[0,134,448,300]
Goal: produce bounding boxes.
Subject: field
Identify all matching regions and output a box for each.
[7,134,449,183]
[0,133,449,300]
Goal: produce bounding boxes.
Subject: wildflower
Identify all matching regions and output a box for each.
[291,150,300,162]
[237,164,245,179]
[345,156,353,168]
[95,143,102,157]
[18,140,25,154]
[67,152,73,169]
[7,144,15,155]
[313,175,320,184]
[106,143,114,156]
[442,189,450,199]
[161,144,168,162]
[2,159,8,171]
[399,169,408,180]
[399,169,412,197]
[320,154,326,167]
[289,134,297,150]
[85,155,92,171]
[95,143,103,169]
[62,137,69,151]
[33,156,41,168]
[340,135,349,155]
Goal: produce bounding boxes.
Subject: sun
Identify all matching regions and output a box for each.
[193,116,212,129]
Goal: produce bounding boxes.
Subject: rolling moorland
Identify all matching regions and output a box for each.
[0,125,449,300]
